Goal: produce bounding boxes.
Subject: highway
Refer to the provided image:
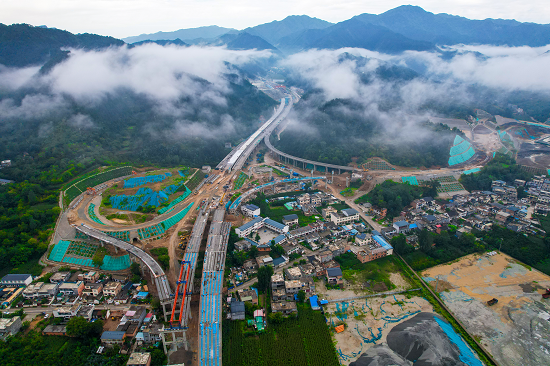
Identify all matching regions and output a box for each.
[217,97,289,172]
[198,209,230,366]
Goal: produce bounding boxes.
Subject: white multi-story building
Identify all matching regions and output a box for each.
[285,267,303,281]
[330,208,359,225]
[284,280,303,297]
[38,283,59,297]
[235,217,288,237]
[271,273,285,290]
[103,281,122,297]
[53,304,82,320]
[241,204,260,217]
[23,282,44,299]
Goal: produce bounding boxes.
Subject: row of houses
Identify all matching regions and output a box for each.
[366,178,545,241]
[21,271,126,303]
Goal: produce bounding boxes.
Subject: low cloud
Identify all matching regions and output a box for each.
[280,45,550,145]
[0,65,40,91]
[0,94,67,120]
[68,113,96,129]
[168,114,237,140]
[0,43,273,141]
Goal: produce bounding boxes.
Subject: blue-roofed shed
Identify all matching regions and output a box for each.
[244,237,260,247]
[272,256,287,267]
[373,235,393,251]
[283,214,298,221]
[309,295,320,310]
[136,292,149,299]
[101,331,125,341]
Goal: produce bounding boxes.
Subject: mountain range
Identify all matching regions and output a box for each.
[121,5,550,53]
[2,5,550,67]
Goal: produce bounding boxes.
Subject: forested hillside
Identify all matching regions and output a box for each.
[273,96,458,168]
[0,32,277,276]
[356,180,437,219]
[0,23,124,66]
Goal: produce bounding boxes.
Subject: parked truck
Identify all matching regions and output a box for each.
[487,298,498,306]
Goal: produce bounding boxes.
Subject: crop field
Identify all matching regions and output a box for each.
[64,166,132,205]
[222,305,339,366]
[185,170,205,190]
[422,252,550,366]
[437,182,466,193]
[233,172,248,190]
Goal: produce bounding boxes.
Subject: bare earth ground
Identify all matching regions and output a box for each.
[473,130,502,153]
[324,294,434,365]
[422,252,550,366]
[314,272,432,365]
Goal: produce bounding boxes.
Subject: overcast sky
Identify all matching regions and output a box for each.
[1,0,549,39]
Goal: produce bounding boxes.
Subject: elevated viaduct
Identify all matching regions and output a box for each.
[74,224,172,307]
[264,134,356,174]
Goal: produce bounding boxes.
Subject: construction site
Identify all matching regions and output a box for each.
[315,260,483,366]
[422,252,550,366]
[44,86,516,366]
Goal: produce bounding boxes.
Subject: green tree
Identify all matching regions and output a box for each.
[66,316,102,338]
[92,247,107,267]
[231,251,247,267]
[131,262,142,283]
[257,266,274,294]
[271,245,285,258]
[158,255,170,270]
[419,229,433,252]
[92,252,104,267]
[27,190,37,204]
[131,262,141,276]
[390,234,413,255]
[248,246,259,258]
[151,348,167,366]
[152,297,161,312]
[268,312,285,324]
[297,290,306,303]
